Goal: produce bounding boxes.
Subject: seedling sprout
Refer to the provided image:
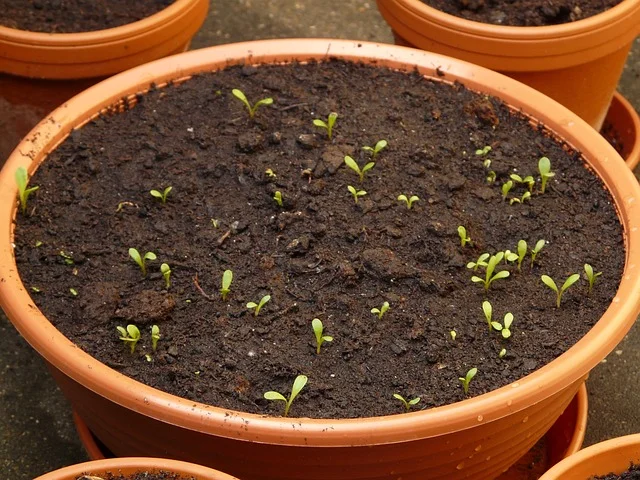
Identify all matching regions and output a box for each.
[458,226,472,247]
[313,112,338,140]
[541,273,581,308]
[15,167,39,214]
[70,288,78,296]
[344,155,375,183]
[128,248,157,277]
[150,186,172,204]
[509,191,531,205]
[312,318,333,354]
[264,374,308,417]
[371,301,390,319]
[538,157,555,193]
[117,325,141,354]
[510,174,535,192]
[459,367,478,395]
[490,313,514,339]
[265,168,276,178]
[475,146,491,156]
[467,253,490,271]
[471,253,510,292]
[516,240,527,271]
[584,264,602,294]
[450,330,457,340]
[347,185,367,203]
[393,393,421,412]
[503,250,518,264]
[247,294,271,316]
[482,300,493,330]
[220,270,233,300]
[151,325,160,351]
[486,171,497,184]
[232,89,273,118]
[273,191,283,207]
[160,263,171,289]
[362,139,388,158]
[397,194,420,209]
[530,239,546,267]
[501,181,513,201]
[499,348,507,358]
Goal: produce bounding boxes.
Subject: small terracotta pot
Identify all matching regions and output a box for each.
[1,39,639,480]
[34,458,238,480]
[603,92,640,171]
[539,433,640,479]
[376,0,640,129]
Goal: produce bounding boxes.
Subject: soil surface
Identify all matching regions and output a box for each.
[592,464,640,479]
[0,0,175,33]
[14,60,624,419]
[75,473,194,480]
[422,0,623,26]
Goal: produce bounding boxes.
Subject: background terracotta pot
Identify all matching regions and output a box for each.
[606,92,640,171]
[1,39,639,480]
[375,0,640,130]
[34,457,238,480]
[539,433,640,479]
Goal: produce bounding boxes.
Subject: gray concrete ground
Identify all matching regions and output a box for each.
[1,1,639,478]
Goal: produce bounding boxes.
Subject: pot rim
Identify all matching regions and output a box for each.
[378,0,640,40]
[1,39,639,447]
[33,457,239,480]
[0,0,195,46]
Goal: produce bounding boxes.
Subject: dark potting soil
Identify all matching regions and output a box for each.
[591,464,640,479]
[14,60,624,419]
[0,0,175,34]
[75,473,195,480]
[421,0,623,26]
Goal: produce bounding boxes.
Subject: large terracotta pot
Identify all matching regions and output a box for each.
[539,433,640,479]
[376,0,640,130]
[1,39,639,480]
[34,458,238,480]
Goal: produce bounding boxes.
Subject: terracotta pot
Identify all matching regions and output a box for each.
[376,0,640,130]
[34,458,238,480]
[73,383,589,479]
[602,92,640,171]
[1,39,639,480]
[539,433,640,479]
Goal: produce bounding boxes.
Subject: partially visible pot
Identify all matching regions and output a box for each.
[603,92,640,171]
[34,458,238,480]
[539,433,640,479]
[376,0,640,129]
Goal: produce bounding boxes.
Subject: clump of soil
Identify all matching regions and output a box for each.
[0,0,175,33]
[591,464,640,479]
[14,59,624,419]
[422,0,623,26]
[76,473,194,480]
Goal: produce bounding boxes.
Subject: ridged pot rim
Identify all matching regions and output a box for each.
[1,39,639,447]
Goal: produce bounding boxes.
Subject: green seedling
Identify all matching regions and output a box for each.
[313,112,338,140]
[59,250,74,265]
[516,240,527,271]
[31,286,41,293]
[490,312,514,339]
[510,174,535,192]
[541,273,581,308]
[584,264,602,294]
[117,324,141,354]
[459,367,478,395]
[151,325,160,352]
[483,158,491,169]
[70,288,78,297]
[344,155,375,183]
[347,185,367,203]
[211,219,220,228]
[393,393,421,412]
[312,318,333,354]
[160,263,171,289]
[503,250,518,264]
[265,168,276,178]
[232,88,273,118]
[538,156,555,193]
[486,171,497,184]
[371,301,390,319]
[499,348,507,358]
[530,239,546,267]
[450,330,457,341]
[150,186,172,204]
[220,270,233,300]
[397,194,420,209]
[475,146,491,156]
[264,374,308,417]
[128,248,156,277]
[362,139,388,159]
[482,300,493,330]
[471,252,510,292]
[15,166,39,214]
[273,191,283,207]
[467,253,490,272]
[501,181,513,201]
[247,294,271,316]
[35,240,43,247]
[509,191,531,205]
[458,226,472,247]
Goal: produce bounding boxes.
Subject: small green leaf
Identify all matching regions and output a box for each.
[264,391,287,402]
